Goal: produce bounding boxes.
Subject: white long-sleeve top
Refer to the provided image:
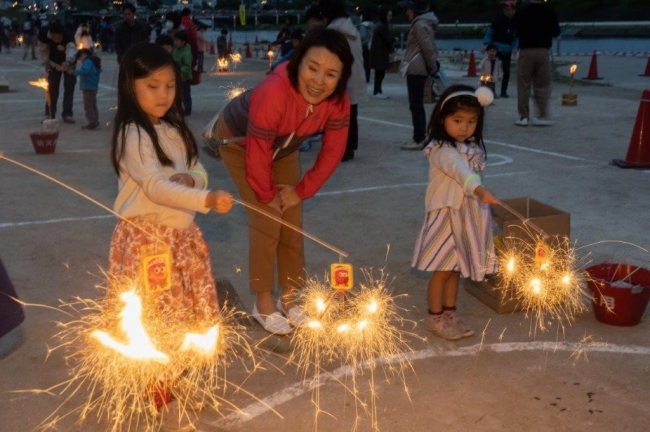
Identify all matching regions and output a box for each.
[423,141,483,213]
[114,122,210,229]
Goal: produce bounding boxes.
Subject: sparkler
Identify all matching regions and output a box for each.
[37,279,255,432]
[267,49,275,70]
[229,52,242,71]
[568,64,578,94]
[289,270,419,430]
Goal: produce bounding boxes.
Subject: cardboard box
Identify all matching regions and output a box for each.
[464,197,571,313]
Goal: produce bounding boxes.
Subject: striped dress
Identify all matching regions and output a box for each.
[411,141,498,281]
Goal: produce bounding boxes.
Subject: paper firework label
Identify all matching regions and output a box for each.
[330,263,353,290]
[141,244,172,292]
[534,241,550,266]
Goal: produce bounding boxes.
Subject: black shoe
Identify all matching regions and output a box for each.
[341,151,354,162]
[500,93,509,98]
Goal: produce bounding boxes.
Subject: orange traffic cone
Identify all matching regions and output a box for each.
[612,89,650,168]
[245,42,252,58]
[464,50,477,78]
[209,40,215,55]
[640,57,650,77]
[584,51,603,80]
[227,35,233,55]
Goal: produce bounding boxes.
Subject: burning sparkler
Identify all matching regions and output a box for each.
[289,269,419,430]
[267,49,275,70]
[229,52,242,71]
[37,279,255,432]
[217,57,229,72]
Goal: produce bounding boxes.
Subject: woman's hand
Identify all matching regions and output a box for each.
[206,190,234,213]
[267,193,283,214]
[474,185,498,205]
[277,184,301,212]
[169,172,195,187]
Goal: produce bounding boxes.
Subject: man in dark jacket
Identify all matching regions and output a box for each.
[38,21,77,122]
[114,2,149,63]
[512,0,560,126]
[482,0,517,98]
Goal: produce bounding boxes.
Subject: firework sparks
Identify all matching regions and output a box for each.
[229,53,242,71]
[37,278,255,432]
[290,269,419,431]
[226,85,246,101]
[496,233,588,333]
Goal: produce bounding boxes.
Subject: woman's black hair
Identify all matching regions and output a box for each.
[174,29,189,43]
[110,42,198,176]
[318,0,348,23]
[286,26,353,103]
[427,84,487,155]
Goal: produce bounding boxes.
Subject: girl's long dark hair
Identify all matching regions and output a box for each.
[110,42,198,176]
[426,84,487,156]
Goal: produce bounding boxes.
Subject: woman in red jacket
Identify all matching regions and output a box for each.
[204,27,353,335]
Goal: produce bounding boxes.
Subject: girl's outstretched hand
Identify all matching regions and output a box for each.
[474,185,498,205]
[207,190,234,213]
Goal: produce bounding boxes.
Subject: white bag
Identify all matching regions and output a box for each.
[399,53,419,78]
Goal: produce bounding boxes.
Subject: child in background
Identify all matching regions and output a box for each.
[269,29,304,71]
[216,28,228,61]
[74,48,101,130]
[410,84,498,341]
[478,45,502,97]
[172,30,192,116]
[196,25,207,73]
[109,43,233,430]
[155,34,174,54]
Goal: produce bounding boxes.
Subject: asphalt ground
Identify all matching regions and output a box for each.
[1,48,649,432]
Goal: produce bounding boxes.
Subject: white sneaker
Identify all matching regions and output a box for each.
[515,117,529,126]
[276,298,310,327]
[531,117,553,126]
[400,141,425,151]
[251,304,293,335]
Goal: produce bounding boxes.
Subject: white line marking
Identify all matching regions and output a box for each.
[204,341,650,430]
[0,215,113,229]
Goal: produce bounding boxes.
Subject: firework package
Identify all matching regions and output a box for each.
[465,197,571,313]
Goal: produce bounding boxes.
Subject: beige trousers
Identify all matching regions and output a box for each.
[216,117,305,294]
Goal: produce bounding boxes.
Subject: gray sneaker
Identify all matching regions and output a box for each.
[531,117,553,126]
[400,141,425,151]
[444,312,475,337]
[515,117,529,126]
[426,315,464,340]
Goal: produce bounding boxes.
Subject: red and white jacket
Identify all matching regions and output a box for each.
[222,62,350,203]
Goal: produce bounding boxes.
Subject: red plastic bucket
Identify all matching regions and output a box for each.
[586,263,650,326]
[29,131,58,154]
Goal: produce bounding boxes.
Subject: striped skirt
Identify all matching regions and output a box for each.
[108,218,220,323]
[411,196,498,281]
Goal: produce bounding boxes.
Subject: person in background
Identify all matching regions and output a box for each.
[196,25,207,73]
[203,27,353,335]
[358,9,373,83]
[269,28,304,71]
[477,44,502,97]
[76,26,93,51]
[180,7,198,67]
[0,14,10,53]
[216,28,228,61]
[370,7,396,98]
[22,12,37,60]
[99,18,114,53]
[114,2,149,63]
[38,21,77,123]
[482,0,517,98]
[512,0,560,126]
[74,48,101,130]
[398,0,439,151]
[172,30,192,116]
[410,84,497,340]
[319,0,368,162]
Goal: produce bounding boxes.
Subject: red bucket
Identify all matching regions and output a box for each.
[585,263,650,326]
[29,131,59,154]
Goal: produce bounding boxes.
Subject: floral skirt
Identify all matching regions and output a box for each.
[411,196,498,281]
[108,218,219,323]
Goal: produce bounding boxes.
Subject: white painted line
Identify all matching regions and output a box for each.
[0,215,113,229]
[204,341,650,430]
